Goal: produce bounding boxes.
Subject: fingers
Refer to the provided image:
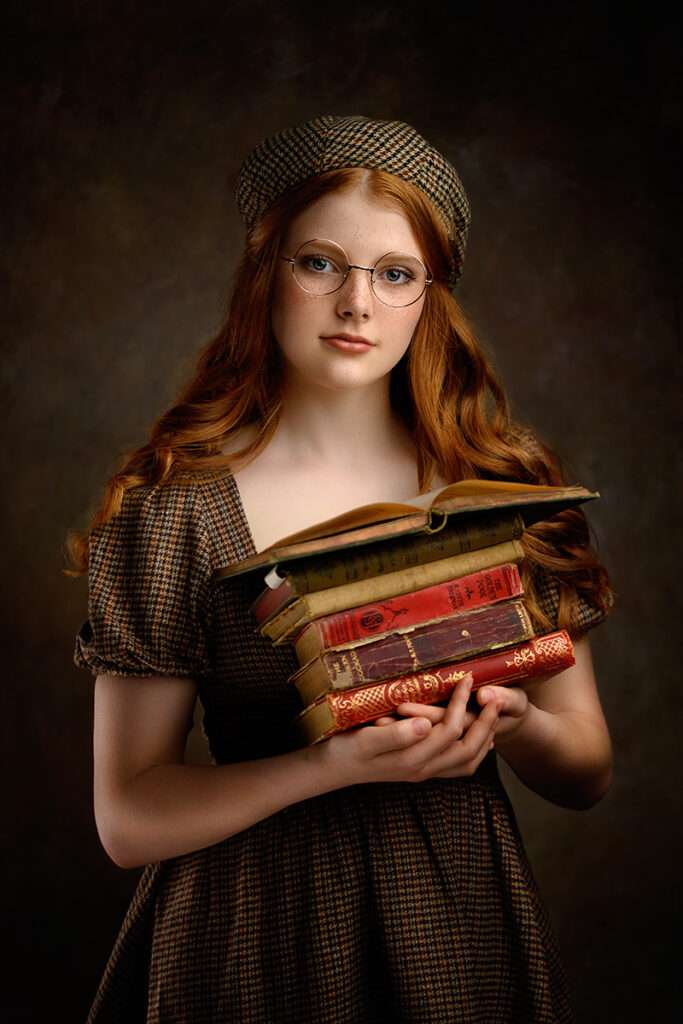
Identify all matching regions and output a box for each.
[407,673,475,758]
[359,714,434,757]
[458,698,499,754]
[427,700,499,779]
[477,684,528,719]
[393,703,447,724]
[373,673,472,736]
[442,672,474,731]
[392,704,477,732]
[392,674,484,765]
[387,695,499,781]
[358,673,502,771]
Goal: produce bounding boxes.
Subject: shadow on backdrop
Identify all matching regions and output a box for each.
[3,2,680,1021]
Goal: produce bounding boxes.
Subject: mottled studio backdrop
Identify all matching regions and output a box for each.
[3,2,680,1020]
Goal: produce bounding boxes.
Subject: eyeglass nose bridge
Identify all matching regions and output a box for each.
[281,242,433,307]
[336,261,377,297]
[313,262,432,307]
[345,261,375,276]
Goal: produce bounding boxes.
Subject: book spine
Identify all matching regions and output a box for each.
[293,600,534,706]
[284,510,524,594]
[294,563,523,663]
[294,631,575,744]
[262,539,526,644]
[251,577,295,625]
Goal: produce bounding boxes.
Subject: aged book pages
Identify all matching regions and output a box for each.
[265,509,523,595]
[252,510,523,622]
[212,480,598,582]
[262,539,525,644]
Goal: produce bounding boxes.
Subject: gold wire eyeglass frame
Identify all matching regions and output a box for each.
[280,237,433,308]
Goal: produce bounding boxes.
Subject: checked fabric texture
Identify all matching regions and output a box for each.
[74,466,609,1023]
[236,115,471,288]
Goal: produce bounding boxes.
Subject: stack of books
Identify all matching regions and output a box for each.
[213,480,598,745]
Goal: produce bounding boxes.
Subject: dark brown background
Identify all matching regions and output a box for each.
[3,2,680,1020]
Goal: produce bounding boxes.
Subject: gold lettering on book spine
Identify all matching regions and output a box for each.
[514,601,533,634]
[404,636,419,670]
[348,648,364,684]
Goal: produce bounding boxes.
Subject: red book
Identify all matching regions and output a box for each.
[291,599,534,707]
[294,563,523,664]
[293,630,575,745]
[250,510,524,624]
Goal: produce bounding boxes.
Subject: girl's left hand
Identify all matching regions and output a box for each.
[374,684,530,743]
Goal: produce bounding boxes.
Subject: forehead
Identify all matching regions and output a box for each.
[284,185,424,259]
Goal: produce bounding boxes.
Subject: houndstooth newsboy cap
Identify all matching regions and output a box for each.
[235,115,471,288]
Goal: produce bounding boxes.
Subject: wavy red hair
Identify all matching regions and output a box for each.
[65,167,613,635]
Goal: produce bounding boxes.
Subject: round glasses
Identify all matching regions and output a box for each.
[280,238,432,308]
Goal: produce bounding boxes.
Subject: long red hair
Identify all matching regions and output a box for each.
[64,167,613,634]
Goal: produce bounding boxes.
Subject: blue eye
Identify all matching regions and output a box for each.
[379,266,415,286]
[302,255,339,274]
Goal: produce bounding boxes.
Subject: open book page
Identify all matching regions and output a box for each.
[213,480,598,582]
[268,479,581,550]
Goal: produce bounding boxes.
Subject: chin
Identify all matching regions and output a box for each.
[285,355,390,392]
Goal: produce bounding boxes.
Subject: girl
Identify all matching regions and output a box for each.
[68,115,614,1023]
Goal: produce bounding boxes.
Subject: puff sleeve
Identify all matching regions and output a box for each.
[74,480,215,678]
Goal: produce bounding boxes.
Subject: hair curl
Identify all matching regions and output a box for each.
[64,167,613,636]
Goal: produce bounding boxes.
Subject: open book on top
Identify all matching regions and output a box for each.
[212,478,599,582]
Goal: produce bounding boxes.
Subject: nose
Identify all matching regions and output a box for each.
[334,266,374,320]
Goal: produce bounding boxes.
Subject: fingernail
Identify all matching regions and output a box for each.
[481,688,491,700]
[463,672,473,687]
[414,719,430,735]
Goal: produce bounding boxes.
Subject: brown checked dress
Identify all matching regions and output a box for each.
[74,469,608,1024]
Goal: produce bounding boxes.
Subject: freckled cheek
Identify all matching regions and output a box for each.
[271,279,323,351]
[390,304,424,351]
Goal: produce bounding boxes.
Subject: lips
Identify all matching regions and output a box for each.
[321,333,374,346]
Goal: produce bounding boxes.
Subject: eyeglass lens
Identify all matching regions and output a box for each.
[291,239,428,307]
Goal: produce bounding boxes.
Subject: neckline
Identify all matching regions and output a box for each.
[219,469,259,560]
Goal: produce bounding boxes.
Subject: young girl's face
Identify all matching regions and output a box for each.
[271,185,428,393]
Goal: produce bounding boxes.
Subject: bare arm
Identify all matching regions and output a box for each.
[93,673,337,869]
[391,636,613,810]
[486,635,613,809]
[93,671,500,870]
[393,630,618,806]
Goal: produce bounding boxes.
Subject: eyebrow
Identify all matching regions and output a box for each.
[289,239,424,262]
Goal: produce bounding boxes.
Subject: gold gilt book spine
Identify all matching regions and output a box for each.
[294,630,575,745]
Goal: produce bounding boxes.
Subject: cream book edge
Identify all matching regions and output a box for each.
[261,539,526,644]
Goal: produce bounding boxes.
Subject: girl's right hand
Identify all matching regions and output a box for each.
[318,673,500,787]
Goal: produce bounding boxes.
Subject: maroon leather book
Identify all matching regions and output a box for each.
[291,598,534,707]
[294,563,523,664]
[294,630,576,744]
